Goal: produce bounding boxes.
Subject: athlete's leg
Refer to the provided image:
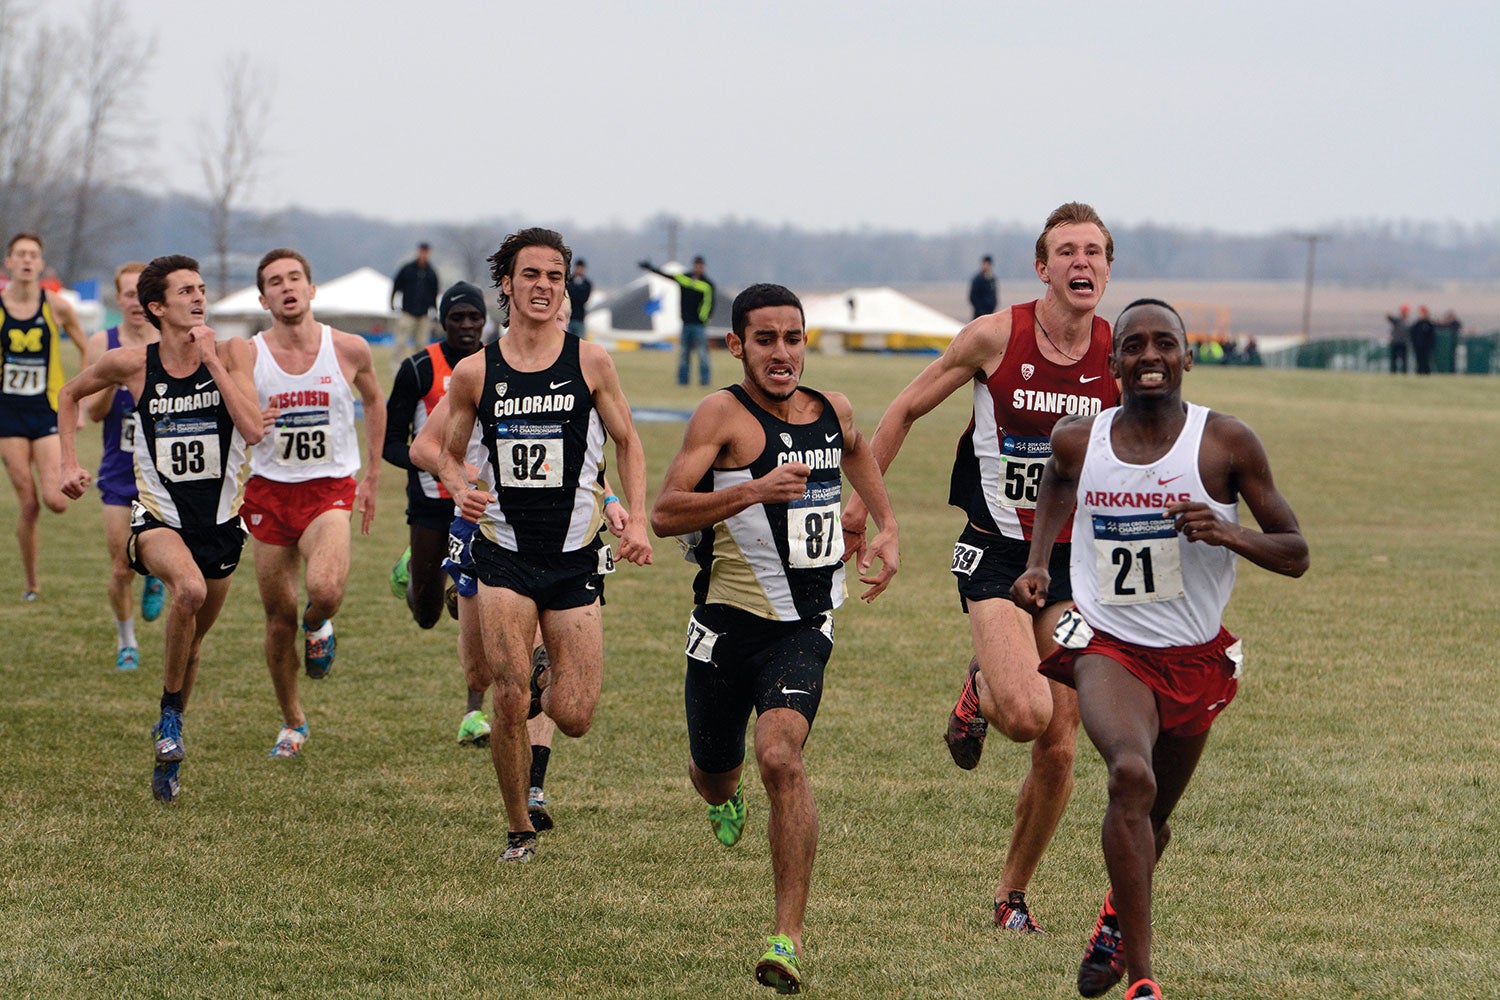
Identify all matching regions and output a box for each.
[253,538,306,728]
[297,508,352,629]
[30,435,68,513]
[180,575,235,705]
[134,528,212,698]
[755,706,816,955]
[1,437,42,592]
[967,596,1052,742]
[478,583,542,834]
[535,601,604,739]
[102,504,136,625]
[996,602,1079,901]
[1074,653,1170,990]
[406,522,447,629]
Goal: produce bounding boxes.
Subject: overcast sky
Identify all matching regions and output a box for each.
[44,0,1500,236]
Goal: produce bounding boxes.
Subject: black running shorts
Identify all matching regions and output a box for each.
[952,523,1072,612]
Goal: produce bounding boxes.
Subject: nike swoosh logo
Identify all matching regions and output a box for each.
[584,582,596,590]
[1157,474,1183,486]
[219,563,235,570]
[780,686,811,697]
[1079,375,1101,384]
[824,433,838,443]
[549,380,572,390]
[195,380,214,390]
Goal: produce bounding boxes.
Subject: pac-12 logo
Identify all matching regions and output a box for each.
[779,432,793,448]
[495,382,508,397]
[1021,364,1035,381]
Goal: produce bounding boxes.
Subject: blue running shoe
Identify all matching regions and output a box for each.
[269,723,309,759]
[153,706,184,763]
[305,618,335,678]
[141,575,165,622]
[151,760,180,803]
[116,646,140,671]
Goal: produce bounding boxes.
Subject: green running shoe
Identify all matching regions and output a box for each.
[457,709,491,747]
[389,547,411,599]
[754,934,802,994]
[708,779,746,847]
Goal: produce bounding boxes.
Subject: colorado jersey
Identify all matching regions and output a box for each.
[132,343,252,528]
[688,385,846,621]
[949,300,1118,541]
[249,326,360,482]
[475,335,605,552]
[1070,403,1239,647]
[1,289,65,413]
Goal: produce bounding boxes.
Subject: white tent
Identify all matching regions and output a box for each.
[209,267,398,338]
[802,287,963,352]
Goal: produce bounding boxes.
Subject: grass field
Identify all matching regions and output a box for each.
[2,346,1497,999]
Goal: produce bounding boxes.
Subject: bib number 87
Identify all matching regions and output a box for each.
[788,503,844,568]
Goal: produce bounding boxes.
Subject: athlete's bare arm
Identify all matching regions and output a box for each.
[51,295,89,364]
[57,348,148,499]
[842,310,1013,545]
[437,353,488,524]
[337,331,385,535]
[81,329,118,423]
[580,342,652,566]
[212,332,266,445]
[827,391,899,602]
[651,391,810,537]
[1009,414,1093,608]
[1168,413,1309,577]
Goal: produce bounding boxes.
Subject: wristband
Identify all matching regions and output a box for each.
[604,495,620,505]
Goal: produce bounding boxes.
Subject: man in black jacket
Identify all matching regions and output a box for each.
[391,242,441,367]
[969,254,998,319]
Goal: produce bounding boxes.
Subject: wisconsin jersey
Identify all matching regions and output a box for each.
[1,289,65,414]
[688,385,846,622]
[1069,402,1239,647]
[949,301,1118,541]
[132,343,252,528]
[475,335,605,552]
[249,326,360,482]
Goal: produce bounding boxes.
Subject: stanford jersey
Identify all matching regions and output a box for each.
[949,301,1118,541]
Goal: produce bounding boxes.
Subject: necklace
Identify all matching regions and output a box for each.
[1034,313,1084,363]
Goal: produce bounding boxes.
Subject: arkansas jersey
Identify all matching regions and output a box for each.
[949,301,1118,541]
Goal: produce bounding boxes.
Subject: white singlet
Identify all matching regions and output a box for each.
[249,325,361,482]
[1069,402,1239,647]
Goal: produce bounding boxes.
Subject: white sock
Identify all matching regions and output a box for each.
[117,618,137,650]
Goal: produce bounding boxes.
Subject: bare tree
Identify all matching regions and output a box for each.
[54,0,154,279]
[199,54,272,297]
[440,223,501,284]
[0,1,71,235]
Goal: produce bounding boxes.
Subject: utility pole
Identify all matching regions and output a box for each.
[1292,232,1326,339]
[667,217,680,264]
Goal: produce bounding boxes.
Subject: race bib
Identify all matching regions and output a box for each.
[497,434,563,488]
[685,612,720,663]
[1051,607,1095,649]
[119,417,137,455]
[787,481,843,569]
[1092,513,1184,606]
[597,544,616,575]
[273,411,330,467]
[951,541,984,576]
[2,359,45,396]
[153,417,221,483]
[998,434,1050,510]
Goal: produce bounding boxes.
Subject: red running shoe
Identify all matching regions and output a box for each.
[944,658,987,769]
[1078,889,1127,997]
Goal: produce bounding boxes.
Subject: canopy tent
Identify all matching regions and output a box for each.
[209,267,398,338]
[802,287,963,352]
[583,262,733,350]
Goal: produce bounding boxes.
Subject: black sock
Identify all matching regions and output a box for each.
[467,687,485,713]
[160,689,184,712]
[529,745,550,789]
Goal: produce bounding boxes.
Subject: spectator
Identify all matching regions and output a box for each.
[640,255,715,386]
[1386,304,1410,374]
[969,254,998,319]
[566,259,592,339]
[390,242,441,364]
[1410,305,1436,375]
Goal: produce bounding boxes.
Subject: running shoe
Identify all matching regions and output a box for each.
[153,706,184,762]
[754,934,802,994]
[528,786,554,832]
[141,575,165,622]
[269,724,309,759]
[21,589,38,602]
[1126,980,1163,1000]
[389,547,411,600]
[503,831,537,863]
[1078,889,1127,998]
[944,657,987,770]
[708,779,746,847]
[994,890,1045,934]
[116,646,140,671]
[151,760,180,803]
[527,645,549,720]
[305,618,335,678]
[457,710,491,747]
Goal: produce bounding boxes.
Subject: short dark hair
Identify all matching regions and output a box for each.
[255,248,312,292]
[7,231,42,254]
[1035,202,1114,265]
[1113,298,1186,348]
[138,254,201,330]
[487,228,571,310]
[732,283,803,337]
